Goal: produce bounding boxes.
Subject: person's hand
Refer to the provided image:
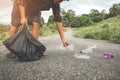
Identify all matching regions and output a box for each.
[62,38,69,47]
[20,17,27,26]
[13,0,15,3]
[53,0,63,4]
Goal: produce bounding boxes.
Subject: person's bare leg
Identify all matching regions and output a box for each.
[10,25,19,37]
[32,22,47,55]
[32,22,40,40]
[6,25,19,58]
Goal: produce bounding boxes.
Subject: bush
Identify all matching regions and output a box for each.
[48,23,57,31]
[101,24,109,28]
[40,24,58,37]
[73,16,120,44]
[84,32,94,39]
[110,30,120,43]
[0,24,9,45]
[0,24,9,33]
[98,28,112,40]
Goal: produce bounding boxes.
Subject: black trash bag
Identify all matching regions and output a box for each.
[3,26,46,61]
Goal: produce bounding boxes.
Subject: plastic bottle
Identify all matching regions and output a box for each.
[58,44,75,51]
[80,45,96,53]
[74,53,91,60]
[104,52,113,59]
[66,44,75,51]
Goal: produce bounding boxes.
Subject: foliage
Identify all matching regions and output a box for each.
[89,9,107,23]
[47,15,54,25]
[73,16,120,43]
[110,32,120,43]
[46,3,120,28]
[108,3,120,17]
[0,24,9,45]
[0,24,9,33]
[39,24,58,37]
[70,16,81,27]
[40,17,45,26]
[0,23,61,45]
[61,9,76,27]
[79,14,94,26]
[70,14,94,27]
[60,8,107,27]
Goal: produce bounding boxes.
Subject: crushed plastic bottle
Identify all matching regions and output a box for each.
[66,44,75,51]
[80,45,97,53]
[74,53,91,60]
[58,44,75,51]
[104,52,113,59]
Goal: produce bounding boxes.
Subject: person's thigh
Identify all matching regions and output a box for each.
[27,12,41,26]
[11,3,21,27]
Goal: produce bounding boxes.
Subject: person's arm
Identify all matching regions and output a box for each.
[56,22,69,47]
[18,0,27,25]
[52,3,69,47]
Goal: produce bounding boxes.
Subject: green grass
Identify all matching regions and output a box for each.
[73,15,120,43]
[40,24,58,37]
[0,23,67,45]
[0,24,9,45]
[40,23,67,37]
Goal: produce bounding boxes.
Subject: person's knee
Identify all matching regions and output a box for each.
[32,22,40,30]
[10,25,19,37]
[10,26,19,32]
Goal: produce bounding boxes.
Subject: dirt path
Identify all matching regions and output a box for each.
[0,29,120,80]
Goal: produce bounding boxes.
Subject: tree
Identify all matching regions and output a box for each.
[100,9,107,20]
[61,9,76,27]
[89,9,99,22]
[109,3,120,17]
[47,15,54,25]
[40,17,44,24]
[89,9,106,22]
[79,14,93,26]
[70,16,81,27]
[90,9,99,15]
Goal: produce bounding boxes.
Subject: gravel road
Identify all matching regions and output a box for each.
[0,29,120,80]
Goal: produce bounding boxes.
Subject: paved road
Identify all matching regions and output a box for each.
[0,29,120,80]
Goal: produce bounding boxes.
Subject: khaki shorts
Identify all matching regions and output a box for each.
[11,3,41,27]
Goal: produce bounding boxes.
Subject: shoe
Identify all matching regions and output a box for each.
[43,52,47,56]
[6,52,16,59]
